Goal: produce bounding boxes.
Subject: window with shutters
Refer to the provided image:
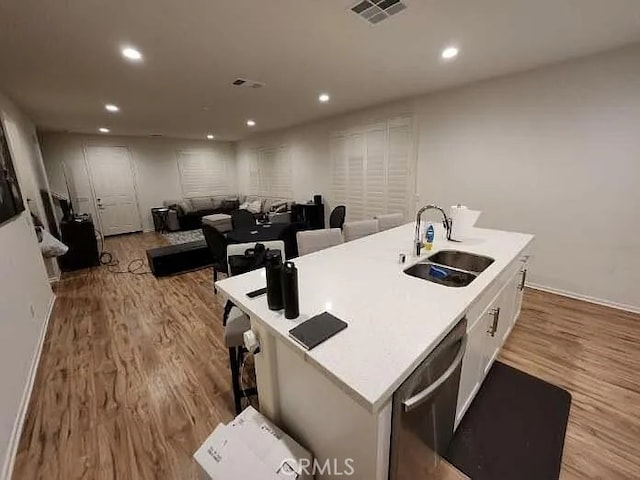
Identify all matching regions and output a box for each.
[177,149,234,198]
[330,117,415,221]
[247,146,293,197]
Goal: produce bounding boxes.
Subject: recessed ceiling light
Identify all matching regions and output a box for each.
[206,134,215,140]
[246,119,256,127]
[121,46,143,61]
[441,46,459,60]
[98,127,110,133]
[105,104,119,113]
[318,93,330,103]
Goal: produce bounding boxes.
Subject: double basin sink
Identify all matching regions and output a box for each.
[404,250,495,287]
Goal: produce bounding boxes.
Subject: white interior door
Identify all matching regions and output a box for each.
[86,146,142,236]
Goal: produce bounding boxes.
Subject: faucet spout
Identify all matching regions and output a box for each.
[413,204,452,256]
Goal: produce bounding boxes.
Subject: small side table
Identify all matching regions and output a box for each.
[151,207,170,233]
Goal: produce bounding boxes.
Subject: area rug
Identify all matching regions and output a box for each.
[163,229,204,245]
[445,361,572,480]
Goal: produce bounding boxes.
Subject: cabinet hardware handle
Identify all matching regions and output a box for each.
[519,269,528,291]
[488,307,500,337]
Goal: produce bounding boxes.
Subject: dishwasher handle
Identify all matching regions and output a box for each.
[403,335,467,413]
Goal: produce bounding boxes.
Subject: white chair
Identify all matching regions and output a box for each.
[375,213,404,231]
[343,219,379,242]
[296,229,344,256]
[226,240,286,275]
[223,240,284,414]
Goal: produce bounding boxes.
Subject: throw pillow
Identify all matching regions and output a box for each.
[239,201,251,210]
[247,199,262,214]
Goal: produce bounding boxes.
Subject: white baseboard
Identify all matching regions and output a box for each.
[527,282,640,315]
[1,294,57,480]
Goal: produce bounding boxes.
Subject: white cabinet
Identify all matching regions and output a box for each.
[480,279,516,376]
[455,256,529,427]
[456,312,487,423]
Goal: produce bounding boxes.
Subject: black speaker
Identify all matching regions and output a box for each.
[59,215,100,271]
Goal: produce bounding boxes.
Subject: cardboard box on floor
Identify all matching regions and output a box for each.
[194,406,313,479]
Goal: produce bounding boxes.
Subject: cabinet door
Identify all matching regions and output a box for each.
[455,315,490,426]
[481,278,518,375]
[499,257,528,341]
[514,257,528,320]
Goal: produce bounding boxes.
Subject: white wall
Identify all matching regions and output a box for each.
[237,44,640,311]
[0,92,55,479]
[40,133,236,232]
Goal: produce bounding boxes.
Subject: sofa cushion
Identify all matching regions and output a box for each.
[221,198,239,210]
[273,203,288,214]
[190,197,215,211]
[211,196,223,209]
[269,199,288,212]
[177,200,194,214]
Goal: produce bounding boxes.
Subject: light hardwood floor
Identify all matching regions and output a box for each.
[12,232,640,479]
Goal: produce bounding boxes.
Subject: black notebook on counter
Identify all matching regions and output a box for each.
[288,312,348,350]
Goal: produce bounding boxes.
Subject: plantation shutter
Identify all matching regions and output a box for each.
[177,149,232,198]
[329,117,415,221]
[248,146,293,197]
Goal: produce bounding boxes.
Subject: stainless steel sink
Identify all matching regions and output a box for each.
[427,250,494,273]
[404,262,477,288]
[403,250,494,287]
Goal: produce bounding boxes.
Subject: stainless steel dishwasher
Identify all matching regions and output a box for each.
[389,318,467,479]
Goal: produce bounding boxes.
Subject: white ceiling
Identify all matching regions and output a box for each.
[1,0,640,141]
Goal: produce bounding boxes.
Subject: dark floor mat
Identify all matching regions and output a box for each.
[445,361,572,480]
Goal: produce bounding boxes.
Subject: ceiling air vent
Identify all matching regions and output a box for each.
[351,0,406,24]
[232,78,265,89]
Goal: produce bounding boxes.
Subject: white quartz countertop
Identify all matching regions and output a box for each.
[217,224,533,413]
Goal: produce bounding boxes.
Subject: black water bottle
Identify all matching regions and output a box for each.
[282,261,299,319]
[265,251,284,311]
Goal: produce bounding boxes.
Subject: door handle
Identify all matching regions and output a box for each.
[403,335,467,412]
[487,307,500,337]
[518,269,528,291]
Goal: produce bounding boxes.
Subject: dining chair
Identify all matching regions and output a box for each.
[343,219,379,242]
[201,224,229,294]
[222,240,285,414]
[329,205,346,229]
[375,213,404,231]
[296,228,344,256]
[223,305,256,414]
[231,209,256,229]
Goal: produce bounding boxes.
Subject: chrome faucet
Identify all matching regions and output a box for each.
[413,204,452,256]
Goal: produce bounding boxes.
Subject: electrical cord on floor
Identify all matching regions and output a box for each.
[240,352,258,409]
[95,228,152,275]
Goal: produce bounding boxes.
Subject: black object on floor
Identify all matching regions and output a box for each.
[146,240,213,277]
[445,361,572,480]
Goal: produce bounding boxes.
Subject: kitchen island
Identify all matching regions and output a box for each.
[217,223,533,479]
